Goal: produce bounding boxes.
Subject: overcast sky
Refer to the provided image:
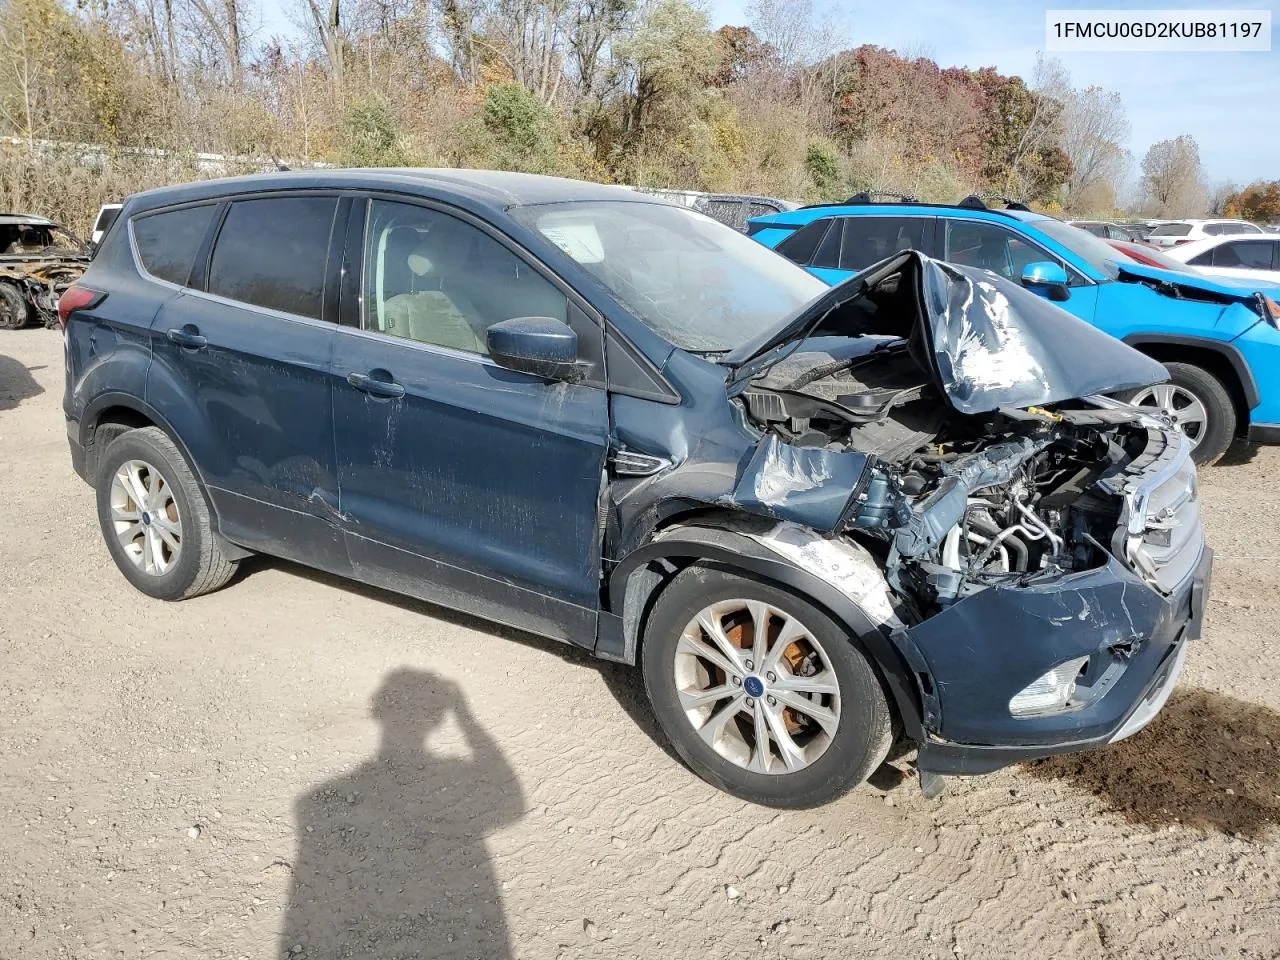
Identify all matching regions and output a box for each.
[259,0,1278,188]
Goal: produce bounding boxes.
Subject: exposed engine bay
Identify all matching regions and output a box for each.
[738,336,1155,615]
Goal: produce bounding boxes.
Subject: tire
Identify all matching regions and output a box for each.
[0,282,31,330]
[95,426,237,600]
[640,565,894,808]
[1124,361,1235,466]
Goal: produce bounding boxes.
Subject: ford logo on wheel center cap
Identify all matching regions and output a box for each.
[743,675,765,698]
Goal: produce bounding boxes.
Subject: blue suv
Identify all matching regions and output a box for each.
[61,171,1209,807]
[749,194,1280,464]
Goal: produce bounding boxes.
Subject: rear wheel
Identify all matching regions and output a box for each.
[0,283,30,330]
[641,565,893,808]
[1125,361,1235,466]
[95,427,237,600]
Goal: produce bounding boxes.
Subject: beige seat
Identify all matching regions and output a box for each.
[380,227,486,354]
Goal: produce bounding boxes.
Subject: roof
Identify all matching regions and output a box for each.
[0,214,58,226]
[748,200,1051,230]
[126,168,665,216]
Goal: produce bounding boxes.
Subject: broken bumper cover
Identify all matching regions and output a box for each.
[912,546,1212,776]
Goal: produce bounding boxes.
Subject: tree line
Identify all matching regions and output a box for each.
[0,0,1250,233]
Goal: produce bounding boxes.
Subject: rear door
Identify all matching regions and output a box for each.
[330,196,610,645]
[144,193,350,571]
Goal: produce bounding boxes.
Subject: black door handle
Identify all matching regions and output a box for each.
[347,371,405,399]
[166,326,207,348]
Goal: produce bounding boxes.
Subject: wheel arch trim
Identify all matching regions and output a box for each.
[605,525,926,740]
[1121,333,1260,410]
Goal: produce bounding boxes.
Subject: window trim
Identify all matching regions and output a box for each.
[127,200,224,291]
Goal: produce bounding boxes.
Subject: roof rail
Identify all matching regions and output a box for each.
[846,190,919,204]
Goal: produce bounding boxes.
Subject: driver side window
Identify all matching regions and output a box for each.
[362,200,567,356]
[944,220,1056,283]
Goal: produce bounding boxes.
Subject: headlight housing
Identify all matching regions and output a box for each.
[1009,656,1089,717]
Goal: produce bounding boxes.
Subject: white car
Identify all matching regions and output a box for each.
[1164,234,1280,284]
[88,203,122,253]
[1145,218,1266,247]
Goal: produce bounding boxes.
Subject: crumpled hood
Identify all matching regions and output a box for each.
[1113,258,1280,298]
[724,251,1169,415]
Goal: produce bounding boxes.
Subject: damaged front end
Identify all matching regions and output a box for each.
[711,252,1211,775]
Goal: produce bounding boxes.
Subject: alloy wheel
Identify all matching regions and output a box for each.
[673,599,841,774]
[109,459,183,576]
[1129,383,1207,448]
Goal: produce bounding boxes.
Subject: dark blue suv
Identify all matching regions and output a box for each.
[62,171,1210,806]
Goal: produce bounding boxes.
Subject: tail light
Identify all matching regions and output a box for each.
[57,285,105,330]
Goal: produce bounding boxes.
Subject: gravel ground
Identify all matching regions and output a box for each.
[2,329,1278,960]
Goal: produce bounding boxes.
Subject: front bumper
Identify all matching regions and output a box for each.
[913,545,1212,776]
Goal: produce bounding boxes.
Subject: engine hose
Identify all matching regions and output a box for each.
[967,515,1030,572]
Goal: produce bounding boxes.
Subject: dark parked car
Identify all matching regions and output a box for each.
[695,194,797,232]
[61,170,1210,807]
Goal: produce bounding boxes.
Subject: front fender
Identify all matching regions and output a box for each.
[603,523,927,741]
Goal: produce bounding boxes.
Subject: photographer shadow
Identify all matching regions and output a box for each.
[280,668,524,959]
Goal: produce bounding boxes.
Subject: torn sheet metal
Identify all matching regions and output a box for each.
[743,521,903,627]
[923,259,1167,413]
[726,434,870,532]
[724,251,1168,416]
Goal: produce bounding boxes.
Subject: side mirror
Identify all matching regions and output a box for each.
[486,316,583,382]
[1020,261,1071,302]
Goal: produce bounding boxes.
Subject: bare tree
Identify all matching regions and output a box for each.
[1060,84,1129,214]
[304,0,346,97]
[188,0,246,82]
[1003,53,1069,194]
[1141,135,1209,216]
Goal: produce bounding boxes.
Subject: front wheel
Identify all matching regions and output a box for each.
[1124,361,1236,466]
[641,565,894,808]
[0,283,30,330]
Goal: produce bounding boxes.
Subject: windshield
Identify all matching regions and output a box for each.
[512,201,825,351]
[1033,219,1127,277]
[1149,222,1192,237]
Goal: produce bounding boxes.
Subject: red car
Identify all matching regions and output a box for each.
[1105,239,1200,273]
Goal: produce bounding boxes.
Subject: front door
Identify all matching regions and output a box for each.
[331,198,610,644]
[942,219,1100,324]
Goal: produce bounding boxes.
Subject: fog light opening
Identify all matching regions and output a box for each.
[1009,656,1090,717]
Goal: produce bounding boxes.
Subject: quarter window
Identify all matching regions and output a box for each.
[1213,241,1276,270]
[776,220,830,265]
[133,205,217,286]
[362,199,567,356]
[207,197,337,319]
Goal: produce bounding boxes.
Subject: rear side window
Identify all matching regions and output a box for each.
[1213,241,1276,269]
[838,217,929,271]
[133,205,217,285]
[776,220,830,265]
[207,197,337,319]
